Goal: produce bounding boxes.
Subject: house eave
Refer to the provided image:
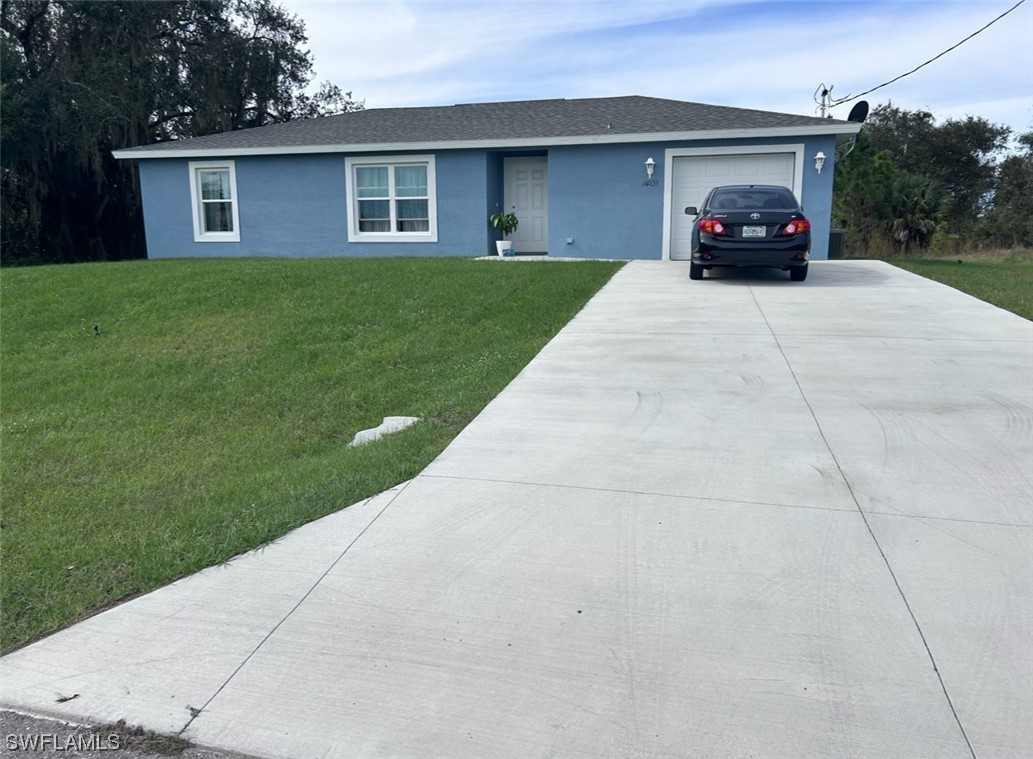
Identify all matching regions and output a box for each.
[112,123,862,160]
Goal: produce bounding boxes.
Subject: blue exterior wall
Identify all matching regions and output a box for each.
[137,134,841,260]
[139,159,199,257]
[804,134,838,260]
[548,142,667,259]
[548,134,839,260]
[485,153,503,255]
[140,151,490,258]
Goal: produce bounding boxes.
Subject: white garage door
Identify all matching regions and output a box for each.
[670,153,796,260]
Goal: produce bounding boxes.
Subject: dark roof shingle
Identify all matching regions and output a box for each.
[118,95,854,155]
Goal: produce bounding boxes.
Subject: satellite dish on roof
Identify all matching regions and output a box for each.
[847,101,870,123]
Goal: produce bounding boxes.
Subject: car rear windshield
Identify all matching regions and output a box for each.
[709,188,798,211]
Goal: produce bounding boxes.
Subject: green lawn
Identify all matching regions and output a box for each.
[0,257,623,652]
[886,258,1033,321]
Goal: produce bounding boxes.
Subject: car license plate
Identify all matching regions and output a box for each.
[742,226,766,238]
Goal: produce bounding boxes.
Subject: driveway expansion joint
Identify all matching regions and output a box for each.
[860,510,1033,529]
[420,473,860,516]
[176,481,412,737]
[746,282,980,759]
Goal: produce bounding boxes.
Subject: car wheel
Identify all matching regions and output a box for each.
[790,264,808,282]
[689,262,704,280]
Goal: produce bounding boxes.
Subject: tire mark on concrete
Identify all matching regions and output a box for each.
[982,392,1032,443]
[619,390,664,439]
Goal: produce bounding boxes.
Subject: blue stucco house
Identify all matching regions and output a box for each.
[113,96,861,260]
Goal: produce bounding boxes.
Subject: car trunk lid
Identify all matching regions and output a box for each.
[710,210,802,240]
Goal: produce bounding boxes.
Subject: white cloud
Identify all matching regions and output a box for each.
[286,0,1033,134]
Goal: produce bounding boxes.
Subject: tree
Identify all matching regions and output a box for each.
[832,103,1022,254]
[832,130,947,254]
[863,103,1010,229]
[833,131,899,240]
[981,131,1033,248]
[1,0,362,265]
[886,172,945,253]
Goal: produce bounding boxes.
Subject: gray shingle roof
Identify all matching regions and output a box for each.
[118,95,855,156]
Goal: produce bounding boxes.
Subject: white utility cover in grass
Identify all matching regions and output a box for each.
[348,416,420,447]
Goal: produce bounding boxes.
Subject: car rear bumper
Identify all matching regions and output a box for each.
[693,237,809,268]
[693,251,809,268]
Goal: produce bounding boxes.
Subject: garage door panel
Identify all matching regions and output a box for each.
[705,160,732,178]
[680,161,704,179]
[733,158,762,177]
[670,152,795,260]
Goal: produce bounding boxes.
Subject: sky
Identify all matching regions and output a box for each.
[286,0,1033,143]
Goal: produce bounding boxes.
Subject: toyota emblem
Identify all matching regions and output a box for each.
[750,212,761,220]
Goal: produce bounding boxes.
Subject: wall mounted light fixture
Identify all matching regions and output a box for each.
[814,151,827,174]
[645,157,656,179]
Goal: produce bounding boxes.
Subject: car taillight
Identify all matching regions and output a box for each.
[699,219,727,235]
[782,219,811,235]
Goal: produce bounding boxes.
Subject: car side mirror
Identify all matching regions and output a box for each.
[684,206,698,216]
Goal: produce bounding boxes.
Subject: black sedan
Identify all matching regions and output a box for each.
[681,185,811,281]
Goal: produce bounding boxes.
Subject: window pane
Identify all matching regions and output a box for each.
[358,199,389,219]
[356,166,389,198]
[200,170,231,200]
[203,202,233,233]
[394,165,427,198]
[710,188,797,210]
[396,199,428,232]
[396,199,428,220]
[358,199,390,232]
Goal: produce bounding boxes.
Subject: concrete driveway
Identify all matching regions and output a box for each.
[2,260,1031,758]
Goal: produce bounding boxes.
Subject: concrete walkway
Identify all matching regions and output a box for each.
[3,261,1031,758]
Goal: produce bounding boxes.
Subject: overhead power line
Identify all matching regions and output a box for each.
[824,0,1027,110]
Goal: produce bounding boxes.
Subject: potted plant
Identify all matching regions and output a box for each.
[489,211,519,256]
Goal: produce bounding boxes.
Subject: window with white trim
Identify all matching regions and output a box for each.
[345,156,437,242]
[189,161,240,242]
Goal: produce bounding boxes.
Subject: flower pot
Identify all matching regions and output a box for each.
[496,240,513,256]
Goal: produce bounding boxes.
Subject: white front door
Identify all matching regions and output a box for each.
[669,152,797,260]
[504,157,548,253]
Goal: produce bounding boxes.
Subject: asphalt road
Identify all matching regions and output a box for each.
[0,710,255,759]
